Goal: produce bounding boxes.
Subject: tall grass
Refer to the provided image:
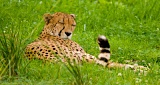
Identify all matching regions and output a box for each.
[64,62,84,85]
[0,25,23,79]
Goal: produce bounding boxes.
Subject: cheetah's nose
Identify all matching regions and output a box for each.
[65,32,71,36]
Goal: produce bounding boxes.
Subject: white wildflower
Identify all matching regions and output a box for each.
[118,73,122,76]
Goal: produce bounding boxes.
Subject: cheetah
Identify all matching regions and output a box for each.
[25,12,148,72]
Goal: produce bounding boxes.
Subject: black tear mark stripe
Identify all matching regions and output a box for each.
[58,26,65,36]
[100,49,110,53]
[99,57,108,62]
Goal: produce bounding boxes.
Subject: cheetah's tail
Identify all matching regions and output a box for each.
[96,35,110,66]
[96,35,149,73]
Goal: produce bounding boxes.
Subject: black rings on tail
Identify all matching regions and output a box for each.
[96,35,110,66]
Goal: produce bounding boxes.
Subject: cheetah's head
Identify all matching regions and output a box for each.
[43,12,76,39]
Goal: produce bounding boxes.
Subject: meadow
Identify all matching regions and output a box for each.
[0,0,160,84]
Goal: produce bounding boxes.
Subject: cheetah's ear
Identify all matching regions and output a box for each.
[43,13,52,24]
[70,14,76,19]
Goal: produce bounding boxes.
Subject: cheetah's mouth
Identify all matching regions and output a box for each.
[60,36,70,40]
[60,35,72,40]
[63,38,68,40]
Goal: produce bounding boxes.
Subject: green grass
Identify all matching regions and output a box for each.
[0,0,160,84]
